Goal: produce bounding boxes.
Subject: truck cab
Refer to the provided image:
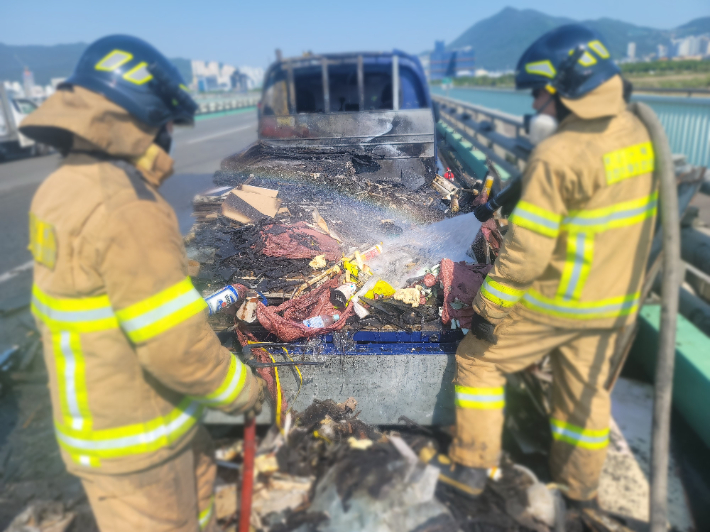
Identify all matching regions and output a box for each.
[256,52,436,189]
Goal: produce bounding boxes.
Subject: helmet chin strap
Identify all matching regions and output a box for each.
[154,124,173,156]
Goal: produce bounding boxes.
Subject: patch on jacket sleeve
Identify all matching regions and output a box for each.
[28,212,57,269]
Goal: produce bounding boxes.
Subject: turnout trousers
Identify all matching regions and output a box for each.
[76,426,217,532]
[450,307,620,501]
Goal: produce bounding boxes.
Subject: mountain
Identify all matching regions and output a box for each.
[447,7,708,70]
[0,42,193,87]
[0,42,86,86]
[674,16,710,38]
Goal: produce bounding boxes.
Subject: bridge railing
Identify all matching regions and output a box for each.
[433,94,532,180]
[434,92,710,341]
[192,95,260,116]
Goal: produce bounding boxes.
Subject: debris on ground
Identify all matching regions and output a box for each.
[208,397,639,532]
[4,501,74,532]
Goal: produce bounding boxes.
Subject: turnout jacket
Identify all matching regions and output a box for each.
[21,86,260,475]
[473,76,657,329]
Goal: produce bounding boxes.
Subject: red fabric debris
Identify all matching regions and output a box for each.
[261,222,341,261]
[440,258,492,330]
[423,273,437,288]
[257,277,353,342]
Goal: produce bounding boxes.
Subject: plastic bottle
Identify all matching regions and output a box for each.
[303,314,340,328]
[204,284,247,316]
[361,243,383,262]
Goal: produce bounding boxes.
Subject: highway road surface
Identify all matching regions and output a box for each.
[0,109,258,342]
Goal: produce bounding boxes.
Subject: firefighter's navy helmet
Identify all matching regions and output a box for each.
[514,24,620,99]
[63,35,197,128]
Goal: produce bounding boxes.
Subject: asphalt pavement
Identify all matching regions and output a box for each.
[0,109,258,345]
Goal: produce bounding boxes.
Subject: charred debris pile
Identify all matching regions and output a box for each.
[187,148,501,340]
[212,397,630,532]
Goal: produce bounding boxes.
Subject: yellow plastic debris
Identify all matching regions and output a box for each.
[394,287,421,307]
[309,254,327,269]
[364,280,396,300]
[348,437,374,450]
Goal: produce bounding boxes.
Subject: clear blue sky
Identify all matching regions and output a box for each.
[3,0,708,68]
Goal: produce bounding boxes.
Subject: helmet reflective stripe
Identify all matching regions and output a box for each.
[525,60,556,78]
[123,62,153,85]
[95,50,133,71]
[587,40,610,59]
[577,50,597,67]
[65,35,197,127]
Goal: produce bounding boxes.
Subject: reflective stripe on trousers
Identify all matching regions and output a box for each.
[455,385,505,409]
[550,418,609,450]
[199,496,215,530]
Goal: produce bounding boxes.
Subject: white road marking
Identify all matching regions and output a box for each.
[183,123,256,145]
[0,260,34,284]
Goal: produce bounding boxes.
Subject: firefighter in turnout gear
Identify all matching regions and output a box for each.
[434,25,657,505]
[21,35,265,531]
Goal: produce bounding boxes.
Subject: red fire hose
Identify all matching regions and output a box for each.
[238,416,256,532]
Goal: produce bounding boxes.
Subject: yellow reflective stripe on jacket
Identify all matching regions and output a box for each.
[55,398,203,460]
[509,201,562,238]
[455,385,505,409]
[604,141,654,185]
[480,278,524,308]
[556,232,595,301]
[115,277,207,343]
[199,496,215,530]
[550,418,609,450]
[51,331,93,432]
[194,355,247,408]
[561,191,658,234]
[31,285,118,333]
[522,289,639,320]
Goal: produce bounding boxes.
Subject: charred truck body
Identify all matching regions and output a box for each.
[220,52,436,190]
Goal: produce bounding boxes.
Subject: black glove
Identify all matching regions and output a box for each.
[470,313,497,344]
[473,201,496,222]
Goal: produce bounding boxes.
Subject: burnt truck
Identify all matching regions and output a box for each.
[217,51,438,191]
[190,52,705,529]
[199,51,489,427]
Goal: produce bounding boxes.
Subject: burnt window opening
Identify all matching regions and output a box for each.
[364,65,392,111]
[261,67,289,116]
[399,65,427,109]
[328,64,359,112]
[294,66,325,114]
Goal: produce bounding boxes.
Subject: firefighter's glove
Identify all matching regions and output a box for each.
[470,313,497,344]
[473,201,495,222]
[237,375,267,420]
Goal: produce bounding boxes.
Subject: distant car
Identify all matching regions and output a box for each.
[224,51,436,190]
[0,87,49,160]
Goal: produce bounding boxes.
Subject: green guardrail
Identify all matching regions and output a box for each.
[629,305,710,449]
[437,121,514,182]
